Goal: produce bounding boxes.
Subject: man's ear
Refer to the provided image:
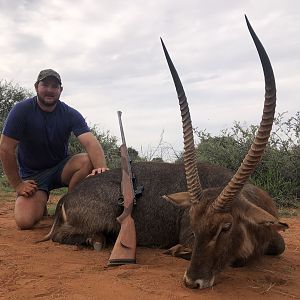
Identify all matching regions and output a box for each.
[34,82,38,92]
[162,192,191,208]
[60,86,63,93]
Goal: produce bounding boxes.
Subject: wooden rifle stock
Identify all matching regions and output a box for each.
[108,111,137,266]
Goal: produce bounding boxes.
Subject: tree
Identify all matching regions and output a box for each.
[68,125,143,169]
[0,80,33,132]
[0,80,33,176]
[68,125,121,168]
[194,112,300,208]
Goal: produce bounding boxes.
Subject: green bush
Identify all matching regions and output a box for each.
[194,112,300,208]
[0,80,34,177]
[0,80,33,132]
[68,125,121,169]
[68,124,142,169]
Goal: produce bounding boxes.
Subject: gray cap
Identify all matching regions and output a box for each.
[36,69,62,85]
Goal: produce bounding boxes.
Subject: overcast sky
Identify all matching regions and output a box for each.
[1,0,299,160]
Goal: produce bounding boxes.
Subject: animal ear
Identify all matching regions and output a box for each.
[162,192,191,208]
[271,222,289,231]
[238,199,289,231]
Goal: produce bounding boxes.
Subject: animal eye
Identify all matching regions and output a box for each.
[222,222,232,232]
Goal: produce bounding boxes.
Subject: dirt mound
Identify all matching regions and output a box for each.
[0,192,299,299]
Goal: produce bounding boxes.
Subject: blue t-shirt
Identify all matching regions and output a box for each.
[2,96,90,177]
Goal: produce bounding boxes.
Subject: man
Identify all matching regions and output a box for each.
[0,69,108,230]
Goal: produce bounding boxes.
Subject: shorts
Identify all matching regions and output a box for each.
[21,156,71,195]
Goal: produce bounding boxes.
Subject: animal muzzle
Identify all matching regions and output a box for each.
[183,271,215,289]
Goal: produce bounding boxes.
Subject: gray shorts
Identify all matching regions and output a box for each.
[22,157,71,195]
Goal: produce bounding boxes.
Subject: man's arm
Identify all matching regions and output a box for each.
[0,134,37,196]
[77,132,109,174]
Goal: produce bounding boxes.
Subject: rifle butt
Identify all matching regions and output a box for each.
[108,215,136,266]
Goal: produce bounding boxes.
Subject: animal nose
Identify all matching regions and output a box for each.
[184,278,200,289]
[183,271,215,289]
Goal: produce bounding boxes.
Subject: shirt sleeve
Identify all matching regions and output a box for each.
[69,107,90,137]
[2,103,25,141]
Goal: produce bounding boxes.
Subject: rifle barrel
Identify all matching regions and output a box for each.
[117,111,127,146]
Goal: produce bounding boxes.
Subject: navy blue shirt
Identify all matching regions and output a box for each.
[2,96,90,177]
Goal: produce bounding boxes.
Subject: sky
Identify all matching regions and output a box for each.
[0,0,299,160]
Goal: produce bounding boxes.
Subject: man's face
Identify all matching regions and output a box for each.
[35,77,63,108]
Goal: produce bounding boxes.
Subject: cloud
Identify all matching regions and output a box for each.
[1,0,299,159]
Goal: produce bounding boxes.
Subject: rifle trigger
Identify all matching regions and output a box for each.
[134,185,144,199]
[118,196,124,206]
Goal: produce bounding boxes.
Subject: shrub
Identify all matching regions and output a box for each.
[194,112,300,208]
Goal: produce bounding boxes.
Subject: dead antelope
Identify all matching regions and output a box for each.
[161,15,288,289]
[38,15,287,290]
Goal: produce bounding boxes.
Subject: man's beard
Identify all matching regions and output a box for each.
[37,93,59,107]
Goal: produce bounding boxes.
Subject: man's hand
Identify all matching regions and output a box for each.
[87,167,109,177]
[16,180,38,197]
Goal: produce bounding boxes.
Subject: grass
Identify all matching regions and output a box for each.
[0,176,13,192]
[278,207,298,217]
[47,204,57,216]
[50,187,67,195]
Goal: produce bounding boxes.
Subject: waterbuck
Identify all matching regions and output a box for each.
[40,16,287,289]
[40,161,234,249]
[160,15,288,289]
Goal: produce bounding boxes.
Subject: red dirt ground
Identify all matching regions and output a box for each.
[0,191,299,300]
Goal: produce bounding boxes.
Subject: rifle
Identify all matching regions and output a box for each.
[108,111,137,266]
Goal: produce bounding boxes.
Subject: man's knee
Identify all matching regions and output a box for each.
[14,193,47,230]
[67,153,93,174]
[15,216,36,230]
[79,153,93,173]
[15,205,38,229]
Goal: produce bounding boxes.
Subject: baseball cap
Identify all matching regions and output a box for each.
[36,69,62,85]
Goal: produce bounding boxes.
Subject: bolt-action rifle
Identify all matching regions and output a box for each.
[108,111,137,266]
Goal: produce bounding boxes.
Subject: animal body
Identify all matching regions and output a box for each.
[41,16,288,289]
[42,161,234,249]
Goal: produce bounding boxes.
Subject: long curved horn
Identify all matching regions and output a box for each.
[161,38,203,204]
[212,15,277,212]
